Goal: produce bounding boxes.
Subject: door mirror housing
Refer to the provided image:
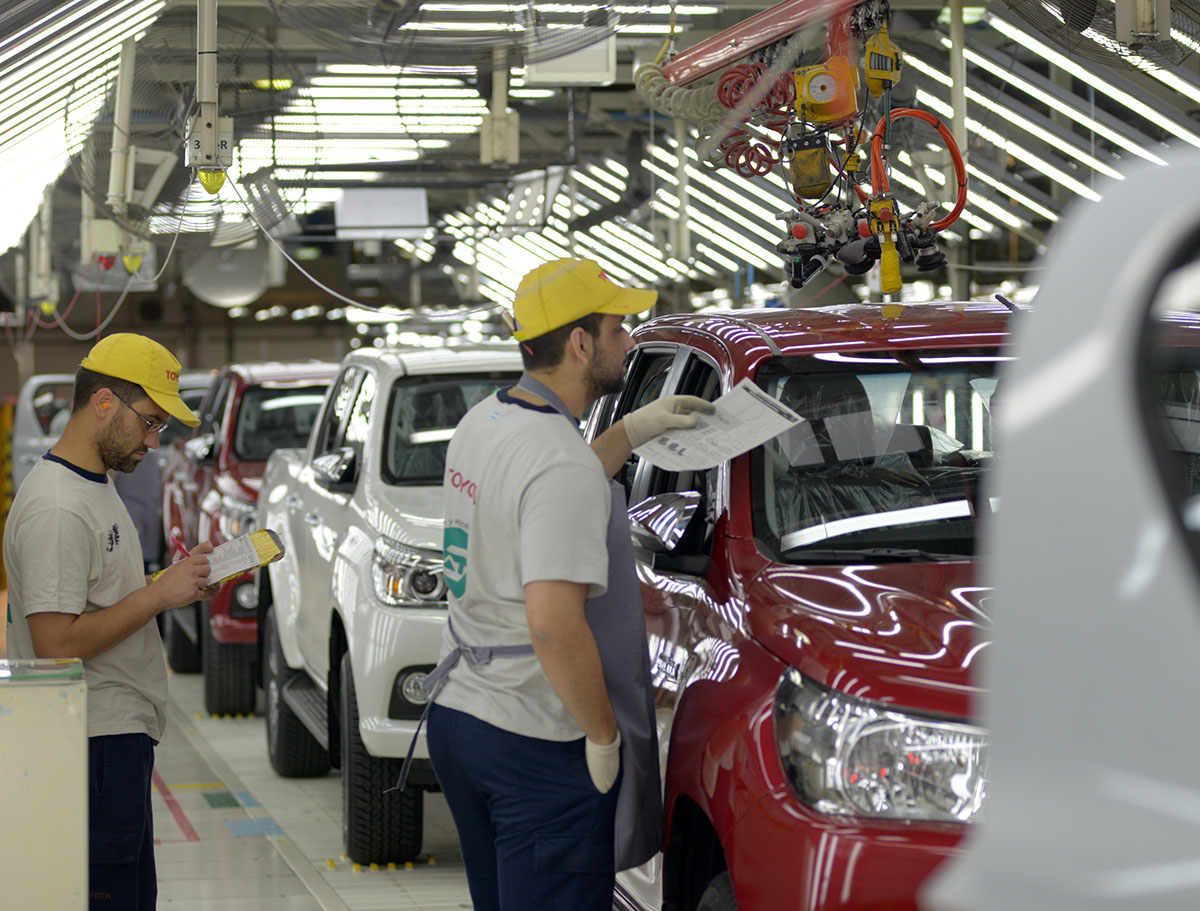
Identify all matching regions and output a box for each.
[184,433,216,465]
[313,447,357,492]
[629,491,703,554]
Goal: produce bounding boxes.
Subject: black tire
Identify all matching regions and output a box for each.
[340,653,423,864]
[697,871,737,911]
[163,605,200,673]
[264,610,330,778]
[201,603,257,715]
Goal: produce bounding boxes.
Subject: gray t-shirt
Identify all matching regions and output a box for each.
[435,388,611,741]
[4,455,168,741]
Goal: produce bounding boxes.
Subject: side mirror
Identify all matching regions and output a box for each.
[628,491,703,553]
[184,433,215,464]
[313,447,356,492]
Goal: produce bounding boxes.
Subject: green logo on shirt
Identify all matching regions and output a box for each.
[443,526,468,599]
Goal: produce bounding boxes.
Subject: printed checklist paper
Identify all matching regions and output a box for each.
[633,378,804,471]
[154,529,286,587]
[204,529,284,587]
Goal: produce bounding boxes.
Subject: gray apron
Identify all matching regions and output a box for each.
[400,376,663,870]
[405,376,667,868]
[515,374,663,870]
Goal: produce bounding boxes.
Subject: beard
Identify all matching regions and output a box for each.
[97,420,145,473]
[584,354,626,400]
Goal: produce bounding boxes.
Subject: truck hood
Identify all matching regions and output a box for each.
[746,561,992,719]
[364,485,444,552]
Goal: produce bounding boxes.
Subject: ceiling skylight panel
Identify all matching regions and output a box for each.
[510,231,572,262]
[569,234,655,283]
[666,169,783,247]
[584,163,627,193]
[645,159,780,245]
[668,200,775,269]
[601,220,678,270]
[590,225,676,278]
[915,89,1102,201]
[0,0,155,69]
[904,52,1124,180]
[695,241,741,272]
[0,0,92,57]
[986,12,1200,149]
[943,38,1165,165]
[965,164,1058,223]
[572,170,623,203]
[653,142,792,231]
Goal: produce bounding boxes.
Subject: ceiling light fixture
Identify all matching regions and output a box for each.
[986,12,1200,150]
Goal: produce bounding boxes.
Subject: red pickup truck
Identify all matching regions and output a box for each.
[161,360,335,715]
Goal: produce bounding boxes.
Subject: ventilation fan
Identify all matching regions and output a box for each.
[62,13,316,260]
[271,0,706,67]
[1000,0,1200,69]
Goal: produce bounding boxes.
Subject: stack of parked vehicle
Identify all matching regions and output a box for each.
[146,300,1007,906]
[257,345,522,865]
[160,360,336,716]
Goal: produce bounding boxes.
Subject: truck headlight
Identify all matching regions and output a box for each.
[773,668,989,823]
[372,536,446,607]
[217,495,257,541]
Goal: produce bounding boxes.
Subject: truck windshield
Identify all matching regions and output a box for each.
[233,384,329,461]
[752,349,1011,563]
[382,373,517,485]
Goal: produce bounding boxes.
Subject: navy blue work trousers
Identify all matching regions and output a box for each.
[88,733,156,911]
[427,703,620,911]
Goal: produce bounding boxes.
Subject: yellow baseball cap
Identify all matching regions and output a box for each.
[80,333,201,427]
[512,258,657,341]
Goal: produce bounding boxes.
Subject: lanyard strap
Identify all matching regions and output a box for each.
[515,373,579,430]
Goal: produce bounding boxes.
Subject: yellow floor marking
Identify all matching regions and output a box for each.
[158,782,227,790]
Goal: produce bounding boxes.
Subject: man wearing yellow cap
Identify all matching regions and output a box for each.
[4,333,215,911]
[423,259,714,910]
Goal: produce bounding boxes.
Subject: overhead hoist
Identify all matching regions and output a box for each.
[638,0,968,295]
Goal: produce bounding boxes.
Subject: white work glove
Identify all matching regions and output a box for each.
[585,730,622,794]
[622,395,716,450]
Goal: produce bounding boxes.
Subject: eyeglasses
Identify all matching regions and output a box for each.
[113,392,170,435]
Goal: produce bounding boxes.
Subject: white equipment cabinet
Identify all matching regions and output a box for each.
[0,658,88,910]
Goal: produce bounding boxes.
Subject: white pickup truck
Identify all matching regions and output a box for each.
[257,344,522,865]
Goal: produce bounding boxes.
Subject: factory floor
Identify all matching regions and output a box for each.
[0,597,474,910]
[150,673,472,910]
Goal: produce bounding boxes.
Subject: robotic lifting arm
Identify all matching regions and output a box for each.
[640,0,968,295]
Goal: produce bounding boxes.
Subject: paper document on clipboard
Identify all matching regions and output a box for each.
[632,378,804,471]
[153,529,285,587]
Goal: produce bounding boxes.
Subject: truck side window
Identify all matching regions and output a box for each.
[642,354,722,557]
[343,371,376,477]
[198,378,230,438]
[609,350,678,500]
[315,367,362,456]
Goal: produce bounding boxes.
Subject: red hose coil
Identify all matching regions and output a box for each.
[869,107,967,232]
[714,63,795,178]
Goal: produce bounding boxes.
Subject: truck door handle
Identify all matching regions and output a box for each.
[285,495,302,510]
[303,512,320,527]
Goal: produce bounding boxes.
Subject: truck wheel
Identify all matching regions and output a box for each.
[202,603,257,715]
[163,605,200,673]
[697,872,738,911]
[264,610,330,778]
[340,653,422,864]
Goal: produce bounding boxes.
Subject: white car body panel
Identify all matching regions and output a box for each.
[260,345,522,759]
[925,152,1200,910]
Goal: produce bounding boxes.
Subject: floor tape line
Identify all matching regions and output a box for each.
[152,768,201,843]
[166,697,351,911]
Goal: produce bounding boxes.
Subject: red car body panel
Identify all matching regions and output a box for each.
[618,303,1009,910]
[162,362,335,646]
